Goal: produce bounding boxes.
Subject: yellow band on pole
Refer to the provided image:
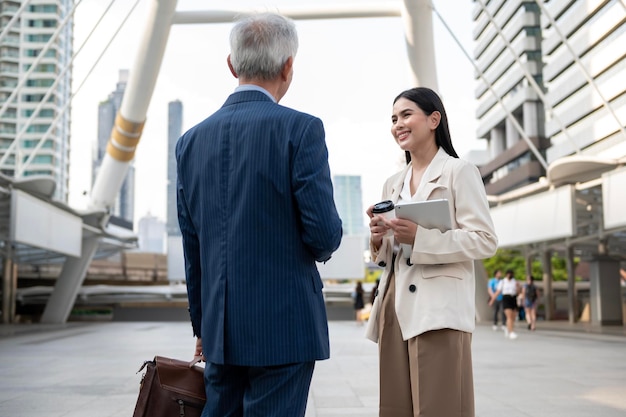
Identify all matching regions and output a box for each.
[106,142,136,162]
[111,128,141,148]
[115,113,145,135]
[106,113,146,161]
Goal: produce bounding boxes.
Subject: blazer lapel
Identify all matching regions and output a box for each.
[414,148,449,201]
[390,164,410,204]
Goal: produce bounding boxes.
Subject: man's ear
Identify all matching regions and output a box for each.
[227,55,238,78]
[281,56,294,81]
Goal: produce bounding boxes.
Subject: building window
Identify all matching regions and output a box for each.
[523,2,540,13]
[23,109,55,117]
[22,139,54,149]
[0,124,17,134]
[22,94,46,102]
[23,63,57,73]
[525,50,542,61]
[26,79,55,87]
[27,19,57,28]
[524,27,541,37]
[28,5,58,13]
[26,124,51,133]
[24,49,57,58]
[24,34,52,42]
[28,155,53,164]
[0,63,18,73]
[23,170,53,177]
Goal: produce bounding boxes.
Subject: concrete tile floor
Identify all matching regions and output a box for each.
[1,320,625,416]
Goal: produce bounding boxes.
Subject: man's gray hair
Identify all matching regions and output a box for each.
[229,12,298,81]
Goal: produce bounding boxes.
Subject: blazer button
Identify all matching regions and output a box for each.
[378,261,386,267]
[406,259,413,266]
[409,284,416,293]
[374,289,379,297]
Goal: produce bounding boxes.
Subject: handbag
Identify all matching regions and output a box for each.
[132,356,206,417]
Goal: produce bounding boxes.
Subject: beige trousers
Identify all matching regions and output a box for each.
[378,271,475,417]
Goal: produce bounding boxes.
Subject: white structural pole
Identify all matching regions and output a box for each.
[174,2,437,92]
[40,237,99,323]
[401,0,438,90]
[42,0,179,324]
[90,0,178,213]
[173,3,402,24]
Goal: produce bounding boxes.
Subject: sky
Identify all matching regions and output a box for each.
[68,0,483,228]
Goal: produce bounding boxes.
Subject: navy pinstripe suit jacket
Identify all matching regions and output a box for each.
[176,90,343,367]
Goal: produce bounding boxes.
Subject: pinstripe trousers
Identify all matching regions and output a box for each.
[202,361,315,417]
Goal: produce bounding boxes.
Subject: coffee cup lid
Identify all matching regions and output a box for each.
[372,200,394,213]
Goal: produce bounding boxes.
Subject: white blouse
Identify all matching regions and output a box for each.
[497,278,519,296]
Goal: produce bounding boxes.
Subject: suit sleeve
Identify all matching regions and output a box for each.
[291,117,343,262]
[176,143,202,338]
[410,162,498,264]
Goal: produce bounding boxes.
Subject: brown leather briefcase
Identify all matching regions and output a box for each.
[132,356,206,417]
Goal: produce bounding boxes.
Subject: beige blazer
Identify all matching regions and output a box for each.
[366,148,498,342]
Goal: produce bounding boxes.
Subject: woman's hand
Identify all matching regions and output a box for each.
[388,218,417,245]
[367,205,390,249]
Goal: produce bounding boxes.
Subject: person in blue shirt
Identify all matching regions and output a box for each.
[487,269,505,330]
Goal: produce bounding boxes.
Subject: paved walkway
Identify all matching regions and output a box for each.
[1,320,625,416]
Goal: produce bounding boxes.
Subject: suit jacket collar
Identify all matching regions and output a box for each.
[390,147,449,202]
[223,90,275,107]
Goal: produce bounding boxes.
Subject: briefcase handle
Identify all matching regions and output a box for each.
[136,356,204,374]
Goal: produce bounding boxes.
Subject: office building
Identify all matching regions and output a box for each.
[475,1,626,325]
[472,0,547,195]
[0,0,73,202]
[472,0,626,194]
[94,69,135,225]
[166,99,182,237]
[541,0,626,162]
[333,175,366,236]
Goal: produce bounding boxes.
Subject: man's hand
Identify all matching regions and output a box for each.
[194,337,205,361]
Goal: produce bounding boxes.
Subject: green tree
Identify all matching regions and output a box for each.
[482,249,580,282]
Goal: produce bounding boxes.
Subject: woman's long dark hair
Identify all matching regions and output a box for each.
[393,87,459,163]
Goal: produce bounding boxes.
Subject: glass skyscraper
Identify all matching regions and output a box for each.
[0,0,73,202]
[333,175,366,236]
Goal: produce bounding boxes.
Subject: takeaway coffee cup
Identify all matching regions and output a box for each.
[372,200,395,236]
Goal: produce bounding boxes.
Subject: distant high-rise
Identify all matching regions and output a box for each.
[333,175,365,236]
[0,1,73,201]
[137,213,166,253]
[166,100,183,236]
[94,69,135,225]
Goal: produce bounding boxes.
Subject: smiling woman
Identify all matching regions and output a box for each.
[365,87,497,417]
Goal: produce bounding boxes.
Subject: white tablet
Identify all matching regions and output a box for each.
[394,199,452,232]
[394,199,452,258]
